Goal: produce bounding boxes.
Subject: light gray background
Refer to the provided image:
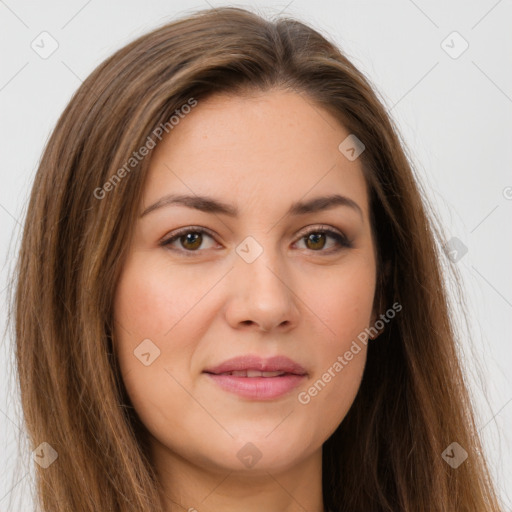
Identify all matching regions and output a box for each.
[1,1,511,510]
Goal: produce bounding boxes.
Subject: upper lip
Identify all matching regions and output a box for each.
[203,355,308,376]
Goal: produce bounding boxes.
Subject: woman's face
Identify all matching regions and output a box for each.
[113,89,377,475]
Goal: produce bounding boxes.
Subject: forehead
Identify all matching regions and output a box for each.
[143,89,369,219]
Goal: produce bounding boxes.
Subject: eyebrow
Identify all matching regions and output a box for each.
[140,193,363,220]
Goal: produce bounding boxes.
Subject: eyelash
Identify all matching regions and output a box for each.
[160,225,353,257]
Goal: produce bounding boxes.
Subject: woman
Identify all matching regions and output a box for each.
[12,6,502,511]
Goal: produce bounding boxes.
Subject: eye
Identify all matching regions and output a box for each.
[160,226,218,254]
[294,226,352,253]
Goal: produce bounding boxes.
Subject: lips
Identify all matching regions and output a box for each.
[216,370,286,377]
[203,355,307,376]
[203,355,307,400]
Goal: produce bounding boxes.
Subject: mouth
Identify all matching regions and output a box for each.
[206,370,291,377]
[203,355,308,400]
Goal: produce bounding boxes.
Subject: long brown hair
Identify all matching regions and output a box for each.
[10,6,502,511]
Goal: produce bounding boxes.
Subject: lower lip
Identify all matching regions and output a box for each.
[204,373,306,400]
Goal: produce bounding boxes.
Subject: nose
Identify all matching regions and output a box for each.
[224,244,301,333]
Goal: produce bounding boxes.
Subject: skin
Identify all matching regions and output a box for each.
[113,89,378,512]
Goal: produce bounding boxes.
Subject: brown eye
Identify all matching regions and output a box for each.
[180,232,203,250]
[161,227,217,254]
[296,228,352,253]
[304,232,327,250]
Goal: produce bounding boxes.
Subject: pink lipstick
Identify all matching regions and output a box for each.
[203,355,307,400]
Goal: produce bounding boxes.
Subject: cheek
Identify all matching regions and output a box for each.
[303,254,376,343]
[112,253,194,400]
[113,259,235,431]
[112,254,204,446]
[293,257,374,428]
[113,251,216,340]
